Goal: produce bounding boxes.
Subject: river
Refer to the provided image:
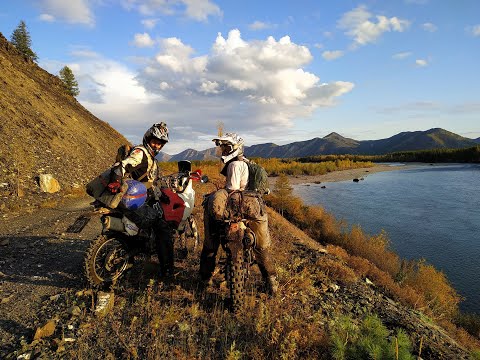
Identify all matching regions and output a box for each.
[293,163,480,314]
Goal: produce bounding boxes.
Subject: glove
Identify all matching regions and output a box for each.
[107,181,122,194]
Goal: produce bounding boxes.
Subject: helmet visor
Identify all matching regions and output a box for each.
[219,143,233,156]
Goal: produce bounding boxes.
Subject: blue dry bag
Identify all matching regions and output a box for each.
[121,180,147,210]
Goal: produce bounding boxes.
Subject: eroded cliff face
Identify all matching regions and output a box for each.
[0,32,129,208]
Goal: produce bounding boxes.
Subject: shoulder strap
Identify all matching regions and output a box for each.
[132,146,152,181]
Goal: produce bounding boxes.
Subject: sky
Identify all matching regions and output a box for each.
[1,1,479,154]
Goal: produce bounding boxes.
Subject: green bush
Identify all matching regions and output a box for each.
[330,315,414,360]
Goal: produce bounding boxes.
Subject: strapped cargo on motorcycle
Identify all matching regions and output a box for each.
[86,167,128,209]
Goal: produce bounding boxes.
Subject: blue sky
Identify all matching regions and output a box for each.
[1,0,479,154]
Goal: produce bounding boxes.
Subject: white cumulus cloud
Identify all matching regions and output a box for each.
[248,21,275,31]
[337,5,410,47]
[183,0,222,21]
[38,13,55,22]
[322,50,344,61]
[124,0,221,21]
[141,18,159,29]
[132,32,155,47]
[132,29,353,148]
[392,51,412,59]
[44,29,353,152]
[37,0,94,25]
[415,59,428,67]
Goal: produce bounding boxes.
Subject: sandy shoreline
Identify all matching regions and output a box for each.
[268,163,417,186]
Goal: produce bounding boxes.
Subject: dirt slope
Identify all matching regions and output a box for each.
[0,32,128,211]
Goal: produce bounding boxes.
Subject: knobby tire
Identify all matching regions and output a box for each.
[84,235,129,288]
[228,250,246,313]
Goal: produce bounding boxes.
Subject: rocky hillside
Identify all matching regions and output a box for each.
[160,128,478,161]
[0,32,128,210]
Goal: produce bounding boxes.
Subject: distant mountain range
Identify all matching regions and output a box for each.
[157,128,479,162]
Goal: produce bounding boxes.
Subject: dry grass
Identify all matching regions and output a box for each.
[59,160,479,358]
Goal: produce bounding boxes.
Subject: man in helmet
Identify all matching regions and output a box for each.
[108,122,169,190]
[106,122,175,277]
[199,132,278,295]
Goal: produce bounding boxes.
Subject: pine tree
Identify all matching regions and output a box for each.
[59,66,80,97]
[10,20,38,62]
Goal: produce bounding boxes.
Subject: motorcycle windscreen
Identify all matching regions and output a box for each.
[178,160,192,173]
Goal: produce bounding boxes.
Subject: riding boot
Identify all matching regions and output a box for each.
[154,219,174,277]
[158,237,174,277]
[266,275,279,296]
[254,247,278,296]
[199,216,222,281]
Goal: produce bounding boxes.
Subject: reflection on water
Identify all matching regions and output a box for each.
[294,164,480,314]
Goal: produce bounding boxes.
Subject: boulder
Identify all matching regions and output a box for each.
[33,320,56,340]
[38,174,60,193]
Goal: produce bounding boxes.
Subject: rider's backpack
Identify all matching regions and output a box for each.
[116,144,132,163]
[246,161,270,195]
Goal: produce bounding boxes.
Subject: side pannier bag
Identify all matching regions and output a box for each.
[86,168,128,209]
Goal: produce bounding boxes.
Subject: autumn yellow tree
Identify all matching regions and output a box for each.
[272,174,294,216]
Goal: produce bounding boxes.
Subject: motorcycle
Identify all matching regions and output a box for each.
[83,160,208,289]
[219,192,258,312]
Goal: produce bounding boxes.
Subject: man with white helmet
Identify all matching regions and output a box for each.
[106,122,175,277]
[199,132,278,295]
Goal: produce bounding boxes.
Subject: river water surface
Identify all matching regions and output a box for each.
[293,163,480,314]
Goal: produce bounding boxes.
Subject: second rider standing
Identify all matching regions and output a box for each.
[199,133,278,295]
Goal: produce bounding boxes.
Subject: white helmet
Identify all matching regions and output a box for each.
[212,132,244,163]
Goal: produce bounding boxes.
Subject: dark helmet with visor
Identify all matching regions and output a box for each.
[143,122,169,155]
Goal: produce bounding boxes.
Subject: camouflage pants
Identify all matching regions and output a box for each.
[199,189,275,281]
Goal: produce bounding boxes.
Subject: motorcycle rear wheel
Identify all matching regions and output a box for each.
[84,235,129,288]
[228,250,246,313]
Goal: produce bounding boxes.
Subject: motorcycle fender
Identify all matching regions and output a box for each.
[226,223,244,256]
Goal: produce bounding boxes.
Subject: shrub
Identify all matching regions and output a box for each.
[456,313,480,339]
[403,261,461,320]
[330,315,414,360]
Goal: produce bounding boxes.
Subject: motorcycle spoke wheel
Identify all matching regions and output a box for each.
[228,250,246,313]
[84,235,129,288]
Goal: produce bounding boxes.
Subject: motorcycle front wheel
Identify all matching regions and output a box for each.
[84,235,130,288]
